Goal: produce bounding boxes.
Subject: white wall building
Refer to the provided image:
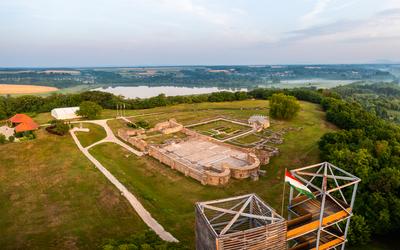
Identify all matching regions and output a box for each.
[51,107,80,120]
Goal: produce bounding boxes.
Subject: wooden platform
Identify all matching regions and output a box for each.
[286,194,350,249]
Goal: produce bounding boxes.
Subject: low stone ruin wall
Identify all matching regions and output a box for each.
[118,129,148,152]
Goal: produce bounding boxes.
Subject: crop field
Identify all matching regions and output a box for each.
[0,84,58,94]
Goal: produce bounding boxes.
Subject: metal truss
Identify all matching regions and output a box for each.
[288,162,361,250]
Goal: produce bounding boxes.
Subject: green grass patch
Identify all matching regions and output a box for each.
[0,130,147,249]
[234,133,261,144]
[75,123,107,148]
[89,102,335,247]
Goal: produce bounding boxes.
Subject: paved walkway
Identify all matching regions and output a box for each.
[69,121,177,242]
[73,119,143,156]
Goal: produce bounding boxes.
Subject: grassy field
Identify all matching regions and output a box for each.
[0,100,338,249]
[75,123,107,148]
[0,129,147,249]
[191,120,251,140]
[88,100,336,247]
[232,133,262,144]
[0,84,58,94]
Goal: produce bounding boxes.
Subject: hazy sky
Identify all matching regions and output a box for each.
[1,0,400,67]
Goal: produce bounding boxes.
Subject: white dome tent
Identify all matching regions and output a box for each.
[51,107,81,120]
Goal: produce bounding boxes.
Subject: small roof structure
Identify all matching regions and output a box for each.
[8,114,39,133]
[8,114,33,124]
[15,121,39,133]
[51,107,80,120]
[197,194,284,236]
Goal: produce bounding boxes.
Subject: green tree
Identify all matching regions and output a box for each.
[269,93,300,120]
[348,215,371,245]
[77,101,103,119]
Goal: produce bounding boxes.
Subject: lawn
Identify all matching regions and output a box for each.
[0,100,339,249]
[233,133,261,145]
[143,131,188,145]
[75,123,107,147]
[190,120,251,140]
[89,100,336,248]
[0,129,146,249]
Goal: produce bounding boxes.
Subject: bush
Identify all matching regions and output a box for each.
[8,136,15,142]
[136,120,150,129]
[348,215,371,245]
[46,120,70,136]
[269,93,300,120]
[127,122,138,128]
[76,101,103,119]
[0,134,6,144]
[102,230,187,250]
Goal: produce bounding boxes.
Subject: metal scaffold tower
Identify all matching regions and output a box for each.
[286,162,361,250]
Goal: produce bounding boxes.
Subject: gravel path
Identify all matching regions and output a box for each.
[69,122,177,242]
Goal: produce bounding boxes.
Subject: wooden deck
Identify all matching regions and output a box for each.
[287,209,350,240]
[286,194,350,249]
[310,238,344,250]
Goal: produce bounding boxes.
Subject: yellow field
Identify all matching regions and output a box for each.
[0,84,58,94]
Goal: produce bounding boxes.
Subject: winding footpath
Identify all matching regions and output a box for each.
[70,118,178,242]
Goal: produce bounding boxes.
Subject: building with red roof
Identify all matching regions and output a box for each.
[8,114,39,133]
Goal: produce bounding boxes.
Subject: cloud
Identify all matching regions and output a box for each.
[300,0,333,28]
[289,8,400,43]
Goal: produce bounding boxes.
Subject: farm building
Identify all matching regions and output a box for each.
[8,114,39,133]
[51,107,80,120]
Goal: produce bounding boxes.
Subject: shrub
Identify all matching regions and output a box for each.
[8,136,15,142]
[0,134,6,144]
[46,120,70,136]
[127,122,138,128]
[136,120,150,129]
[269,93,300,120]
[348,215,371,245]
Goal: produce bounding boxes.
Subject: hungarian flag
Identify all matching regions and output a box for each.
[285,170,315,199]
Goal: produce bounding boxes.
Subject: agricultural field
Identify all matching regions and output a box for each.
[0,99,341,249]
[0,84,58,94]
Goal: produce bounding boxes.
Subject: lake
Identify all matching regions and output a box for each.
[93,86,247,98]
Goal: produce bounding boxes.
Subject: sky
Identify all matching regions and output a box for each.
[0,0,400,67]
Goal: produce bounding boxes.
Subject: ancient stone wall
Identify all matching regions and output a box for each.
[118,129,148,152]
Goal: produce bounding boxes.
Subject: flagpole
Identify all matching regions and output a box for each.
[281,168,287,216]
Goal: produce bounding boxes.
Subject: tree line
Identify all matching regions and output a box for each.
[319,96,400,244]
[0,88,324,120]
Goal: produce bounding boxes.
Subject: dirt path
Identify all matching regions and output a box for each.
[69,127,178,242]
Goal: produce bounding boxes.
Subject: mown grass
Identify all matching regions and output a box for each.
[0,100,339,249]
[75,123,107,148]
[233,133,261,144]
[89,100,336,248]
[0,129,146,249]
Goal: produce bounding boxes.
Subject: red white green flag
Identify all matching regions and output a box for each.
[285,170,315,199]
